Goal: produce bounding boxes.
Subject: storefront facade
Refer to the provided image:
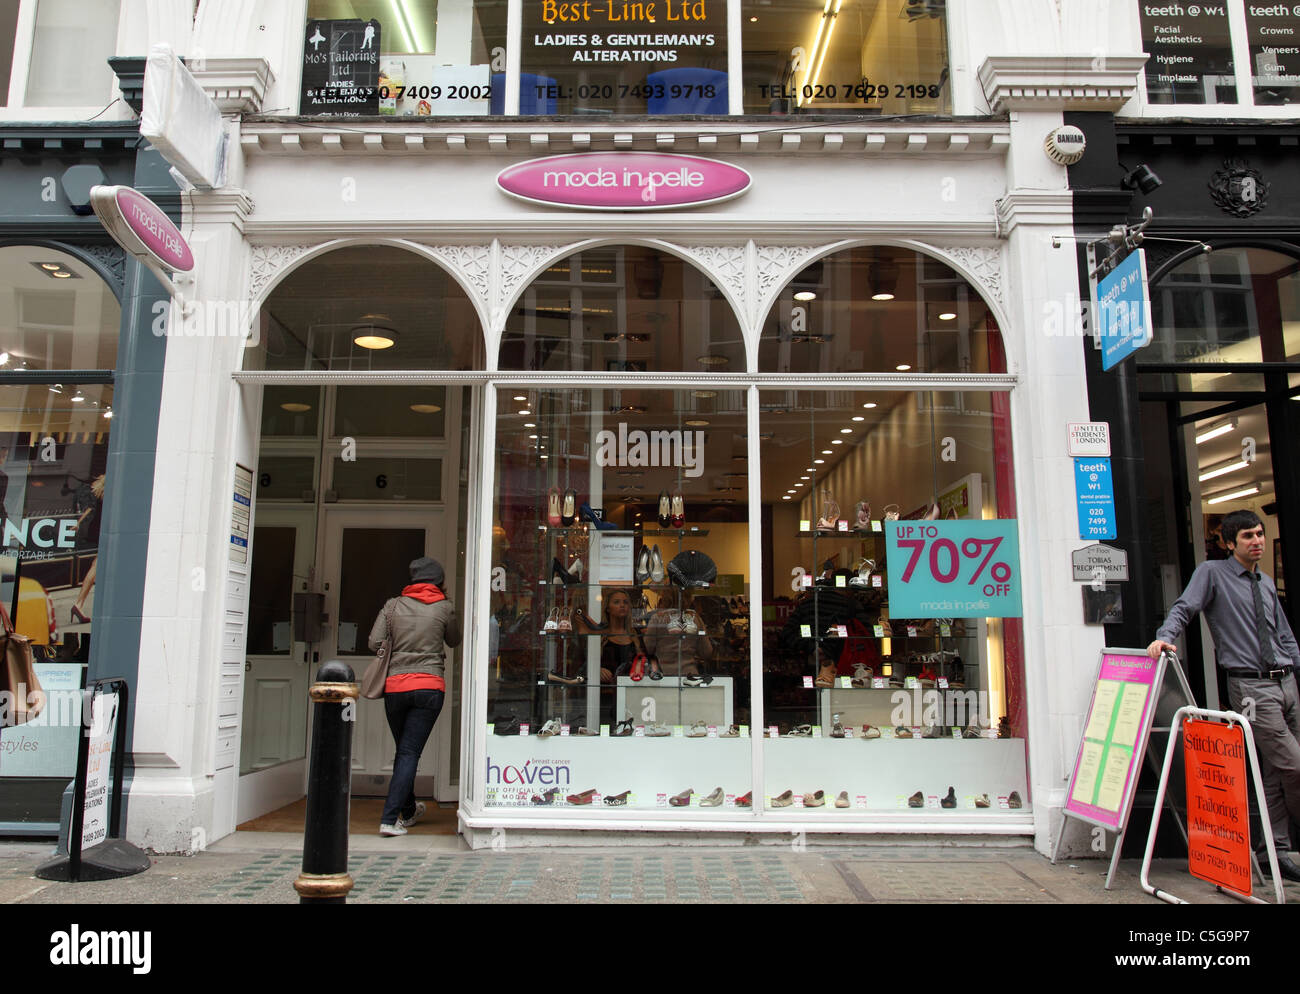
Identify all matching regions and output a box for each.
[29,0,1159,855]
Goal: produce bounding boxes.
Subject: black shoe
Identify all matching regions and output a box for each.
[941,786,956,809]
[1270,855,1300,882]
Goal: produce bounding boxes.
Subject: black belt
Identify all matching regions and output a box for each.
[1228,667,1294,681]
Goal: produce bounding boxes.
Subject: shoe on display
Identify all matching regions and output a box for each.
[830,714,845,738]
[907,790,924,808]
[803,790,825,808]
[735,792,753,808]
[604,790,631,806]
[882,503,900,521]
[494,715,521,736]
[721,724,740,738]
[669,788,694,807]
[649,545,666,583]
[849,558,876,588]
[532,787,560,805]
[547,670,583,685]
[547,487,562,527]
[1007,791,1023,809]
[543,608,559,633]
[561,489,578,526]
[683,673,706,688]
[579,502,617,530]
[670,492,685,528]
[974,793,991,809]
[861,725,882,739]
[771,790,794,808]
[854,500,872,531]
[834,791,850,808]
[646,721,670,736]
[538,718,561,738]
[924,502,940,520]
[613,713,634,737]
[963,723,984,739]
[379,822,407,836]
[894,726,914,739]
[647,657,663,680]
[551,557,582,586]
[700,787,724,807]
[816,490,840,533]
[556,612,573,634]
[941,787,956,809]
[657,491,672,528]
[667,610,684,634]
[784,724,813,737]
[685,720,709,737]
[566,789,597,805]
[923,724,944,739]
[629,653,646,682]
[998,717,1012,739]
[814,662,836,688]
[636,546,652,583]
[682,610,701,636]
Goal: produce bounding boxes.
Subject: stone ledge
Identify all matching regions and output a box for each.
[979,55,1148,114]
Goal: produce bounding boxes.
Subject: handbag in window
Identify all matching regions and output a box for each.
[1,604,44,725]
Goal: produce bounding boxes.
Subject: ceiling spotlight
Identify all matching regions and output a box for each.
[831,439,843,445]
[518,409,531,416]
[840,428,853,434]
[896,364,912,371]
[793,291,817,302]
[697,354,729,366]
[685,419,710,427]
[281,402,312,412]
[49,383,63,395]
[1207,485,1260,505]
[70,389,85,403]
[782,494,791,500]
[528,434,539,440]
[1195,419,1236,445]
[852,416,865,422]
[103,406,113,419]
[513,395,527,402]
[822,449,832,455]
[871,292,895,301]
[939,312,957,321]
[51,271,72,279]
[814,459,825,464]
[540,454,549,460]
[39,262,61,271]
[862,402,877,409]
[351,313,397,350]
[800,476,810,481]
[524,422,536,428]
[750,14,758,20]
[787,489,797,494]
[410,403,442,414]
[1121,164,1163,195]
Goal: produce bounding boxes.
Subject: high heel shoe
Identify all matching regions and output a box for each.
[613,713,634,736]
[883,503,900,522]
[816,491,841,533]
[657,491,671,528]
[542,608,559,633]
[70,605,91,624]
[561,489,577,526]
[849,558,876,588]
[635,546,651,583]
[551,557,582,585]
[556,611,573,634]
[579,502,616,530]
[649,545,665,583]
[670,492,685,528]
[546,487,562,527]
[924,502,940,520]
[854,500,871,531]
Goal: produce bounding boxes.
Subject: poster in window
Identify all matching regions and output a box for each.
[1245,7,1300,104]
[301,19,382,115]
[1139,4,1235,105]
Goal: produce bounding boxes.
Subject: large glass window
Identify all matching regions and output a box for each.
[488,386,752,810]
[303,0,507,115]
[759,387,1025,813]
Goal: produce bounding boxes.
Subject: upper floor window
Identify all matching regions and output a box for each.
[1138,0,1300,110]
[3,0,122,110]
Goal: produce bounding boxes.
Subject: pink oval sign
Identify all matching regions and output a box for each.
[497,153,750,211]
[114,187,194,272]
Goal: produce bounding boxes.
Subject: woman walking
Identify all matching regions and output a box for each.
[368,556,461,836]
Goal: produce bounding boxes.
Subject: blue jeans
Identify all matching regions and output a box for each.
[381,688,444,826]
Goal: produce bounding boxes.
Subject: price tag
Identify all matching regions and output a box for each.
[835,574,846,588]
[830,624,848,637]
[872,575,882,588]
[872,520,882,532]
[873,624,884,637]
[872,678,886,689]
[802,675,814,689]
[927,794,940,809]
[939,623,951,637]
[907,626,918,638]
[811,726,822,738]
[843,728,854,739]
[937,678,949,689]
[656,793,668,807]
[883,726,895,738]
[739,725,750,738]
[801,573,813,588]
[673,725,684,737]
[633,725,645,737]
[800,624,812,637]
[600,724,610,736]
[707,725,718,738]
[767,725,778,739]
[837,520,849,532]
[519,723,531,735]
[840,676,853,689]
[800,519,812,532]
[560,725,570,736]
[951,727,962,740]
[855,794,867,807]
[905,676,920,689]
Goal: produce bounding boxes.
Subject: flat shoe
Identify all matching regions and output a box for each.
[685,720,709,737]
[1008,791,1023,809]
[669,789,693,807]
[784,724,812,738]
[735,792,752,808]
[803,790,825,808]
[894,726,913,739]
[646,721,670,736]
[700,787,724,807]
[974,793,990,808]
[771,790,794,808]
[834,791,850,808]
[566,788,597,805]
[604,790,631,806]
[907,790,924,808]
[861,725,882,739]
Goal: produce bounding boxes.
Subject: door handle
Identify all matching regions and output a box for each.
[245,660,252,672]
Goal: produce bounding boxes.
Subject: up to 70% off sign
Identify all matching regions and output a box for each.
[884,520,1023,619]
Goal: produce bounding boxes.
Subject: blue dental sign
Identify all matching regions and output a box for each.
[883,519,1022,619]
[1075,457,1117,540]
[1097,248,1154,371]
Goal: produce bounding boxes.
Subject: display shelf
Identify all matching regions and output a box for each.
[639,527,710,537]
[796,529,885,538]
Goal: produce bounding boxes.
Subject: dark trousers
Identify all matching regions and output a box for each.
[381,688,444,826]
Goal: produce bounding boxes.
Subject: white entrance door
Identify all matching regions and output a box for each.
[237,505,317,820]
[319,507,457,802]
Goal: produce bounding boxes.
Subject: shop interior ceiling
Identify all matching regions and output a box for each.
[1190,404,1274,504]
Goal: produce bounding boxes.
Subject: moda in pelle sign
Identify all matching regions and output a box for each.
[497,152,750,210]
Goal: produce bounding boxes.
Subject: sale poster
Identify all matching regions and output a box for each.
[883,519,1021,619]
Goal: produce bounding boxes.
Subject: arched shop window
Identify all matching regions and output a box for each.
[498,245,744,372]
[758,245,1007,375]
[0,244,118,825]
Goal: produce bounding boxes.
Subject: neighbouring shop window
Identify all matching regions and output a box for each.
[1246,7,1300,104]
[302,0,507,115]
[23,0,122,107]
[757,246,1005,375]
[741,0,948,115]
[759,387,1026,812]
[487,386,752,809]
[1139,1,1236,105]
[1145,247,1300,380]
[499,247,744,372]
[521,0,728,114]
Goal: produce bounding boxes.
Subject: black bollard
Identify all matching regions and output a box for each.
[294,660,357,905]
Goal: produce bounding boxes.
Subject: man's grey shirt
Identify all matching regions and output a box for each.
[1157,557,1300,674]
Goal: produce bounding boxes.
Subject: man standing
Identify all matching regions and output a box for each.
[1148,510,1300,882]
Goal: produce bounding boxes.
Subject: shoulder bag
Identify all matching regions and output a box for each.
[360,600,398,700]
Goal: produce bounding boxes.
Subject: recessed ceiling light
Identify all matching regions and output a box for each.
[840,428,853,434]
[540,454,549,460]
[805,467,814,472]
[51,271,73,279]
[862,402,877,409]
[692,390,718,399]
[852,416,865,421]
[821,449,832,455]
[102,407,113,419]
[513,395,527,401]
[896,364,912,371]
[528,434,539,439]
[800,476,810,481]
[787,489,797,494]
[939,312,957,321]
[354,332,395,349]
[410,403,442,414]
[518,409,531,416]
[782,494,791,499]
[70,389,85,403]
[750,14,758,20]
[697,354,729,366]
[872,292,895,301]
[832,439,843,445]
[281,402,312,412]
[524,422,536,428]
[793,291,817,301]
[685,419,710,427]
[39,262,61,271]
[814,459,825,464]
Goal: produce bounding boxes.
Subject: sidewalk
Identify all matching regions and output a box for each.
[0,834,1287,904]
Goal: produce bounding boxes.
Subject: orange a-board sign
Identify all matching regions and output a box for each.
[1184,718,1251,896]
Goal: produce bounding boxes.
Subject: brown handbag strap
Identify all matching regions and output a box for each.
[0,602,14,636]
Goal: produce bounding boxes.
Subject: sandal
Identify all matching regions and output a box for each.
[850,662,873,687]
[830,715,846,738]
[894,726,913,739]
[613,712,634,737]
[538,718,561,738]
[883,503,900,522]
[685,720,709,738]
[861,724,882,739]
[784,724,813,737]
[816,490,840,533]
[646,721,670,736]
[720,724,740,737]
[854,500,871,531]
[667,610,684,634]
[542,608,559,633]
[849,558,876,588]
